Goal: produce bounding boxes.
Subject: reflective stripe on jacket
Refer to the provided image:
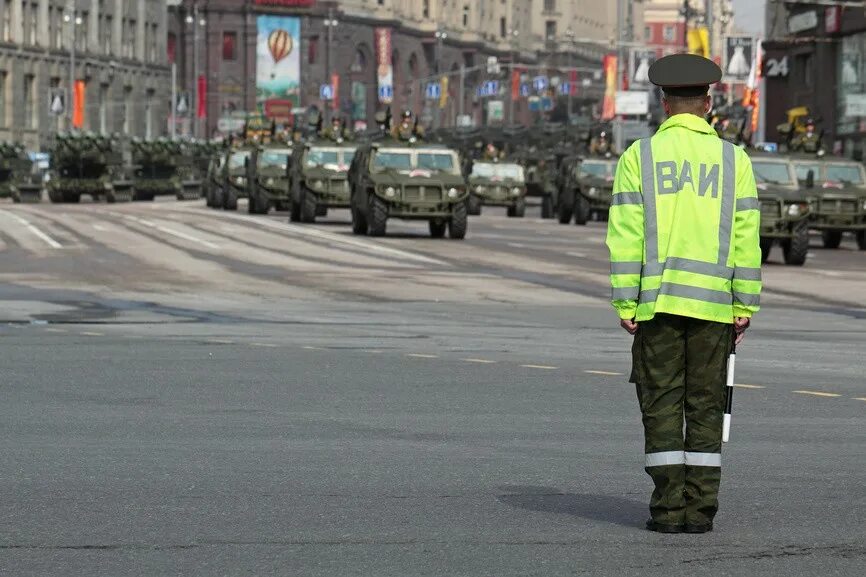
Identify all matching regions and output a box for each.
[606,113,762,324]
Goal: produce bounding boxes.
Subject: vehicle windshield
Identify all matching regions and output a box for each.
[793,163,821,182]
[826,164,865,184]
[752,161,794,185]
[305,148,341,167]
[471,163,525,180]
[372,151,412,171]
[417,152,456,172]
[580,162,613,178]
[260,149,292,167]
[228,151,251,169]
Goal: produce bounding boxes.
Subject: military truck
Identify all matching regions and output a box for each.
[790,155,866,250]
[0,141,42,203]
[513,146,558,219]
[348,141,468,238]
[749,153,810,265]
[557,154,618,225]
[47,132,133,203]
[288,140,357,222]
[130,139,202,201]
[467,161,526,217]
[204,146,229,208]
[212,145,254,211]
[247,141,294,214]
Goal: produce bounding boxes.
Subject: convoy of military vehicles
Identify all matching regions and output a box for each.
[4,106,864,262]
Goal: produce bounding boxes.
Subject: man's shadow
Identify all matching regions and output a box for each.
[496,485,646,529]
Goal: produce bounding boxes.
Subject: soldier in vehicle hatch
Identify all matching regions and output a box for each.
[590,130,613,157]
[790,118,823,154]
[391,110,424,141]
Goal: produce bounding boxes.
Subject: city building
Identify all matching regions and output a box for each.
[0,0,171,150]
[764,3,866,158]
[642,0,734,59]
[167,0,628,136]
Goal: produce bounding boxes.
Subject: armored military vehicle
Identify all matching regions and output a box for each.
[512,146,558,219]
[130,139,202,201]
[288,140,357,222]
[0,141,42,203]
[47,132,133,203]
[557,154,618,225]
[247,141,294,214]
[348,141,468,238]
[790,155,866,250]
[204,145,229,208]
[749,153,810,265]
[467,161,526,217]
[212,145,254,211]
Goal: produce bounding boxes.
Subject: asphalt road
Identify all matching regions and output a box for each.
[1,199,864,576]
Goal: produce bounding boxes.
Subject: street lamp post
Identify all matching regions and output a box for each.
[681,0,692,50]
[507,28,519,126]
[434,30,447,128]
[63,5,83,130]
[323,9,339,123]
[186,3,206,138]
[565,29,575,122]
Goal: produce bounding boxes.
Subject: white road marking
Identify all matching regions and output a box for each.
[44,328,67,333]
[508,242,527,249]
[119,215,221,250]
[585,370,622,376]
[182,209,448,266]
[521,364,559,370]
[79,331,104,337]
[567,251,587,258]
[92,224,109,232]
[854,397,866,402]
[733,384,765,389]
[302,345,324,350]
[406,353,439,359]
[208,339,234,344]
[793,390,841,398]
[250,342,278,348]
[462,358,497,364]
[0,210,63,248]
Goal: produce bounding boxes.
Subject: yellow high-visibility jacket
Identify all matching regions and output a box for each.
[606,113,762,324]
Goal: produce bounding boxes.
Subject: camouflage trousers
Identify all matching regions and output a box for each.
[631,313,734,527]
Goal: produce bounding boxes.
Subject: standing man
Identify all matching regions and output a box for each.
[606,54,762,534]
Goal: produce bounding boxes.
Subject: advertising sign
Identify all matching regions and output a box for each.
[256,15,301,115]
[375,28,394,104]
[724,36,754,83]
[630,49,656,88]
[615,91,649,116]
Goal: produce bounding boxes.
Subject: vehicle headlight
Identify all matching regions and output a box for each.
[474,185,486,194]
[385,186,396,197]
[235,176,246,185]
[448,187,459,198]
[266,178,275,185]
[588,187,598,197]
[862,199,866,211]
[787,203,804,217]
[511,187,522,196]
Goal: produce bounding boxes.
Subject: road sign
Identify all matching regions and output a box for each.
[476,80,499,98]
[320,84,334,101]
[559,82,571,96]
[425,82,441,100]
[486,56,500,75]
[378,85,393,102]
[533,76,548,92]
[519,84,531,98]
[48,88,66,116]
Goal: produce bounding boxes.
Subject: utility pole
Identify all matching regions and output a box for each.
[323,7,338,123]
[193,1,200,138]
[683,0,692,50]
[65,1,81,130]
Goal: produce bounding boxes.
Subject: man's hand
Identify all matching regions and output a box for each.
[734,317,751,345]
[621,318,639,335]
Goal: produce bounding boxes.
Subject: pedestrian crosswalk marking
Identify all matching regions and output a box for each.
[793,390,841,398]
[0,210,63,248]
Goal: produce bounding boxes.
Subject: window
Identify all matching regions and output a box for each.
[544,0,556,12]
[308,36,318,65]
[149,24,158,62]
[122,85,132,133]
[500,17,506,38]
[644,26,652,42]
[0,71,6,127]
[663,25,675,42]
[423,0,429,18]
[223,32,237,61]
[545,20,557,41]
[796,53,813,86]
[145,89,154,139]
[29,2,38,46]
[104,15,113,53]
[2,0,11,42]
[23,74,35,129]
[99,83,109,133]
[53,8,63,48]
[167,32,176,64]
[78,11,89,52]
[127,19,137,58]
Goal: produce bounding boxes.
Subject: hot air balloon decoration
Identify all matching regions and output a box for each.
[268,29,293,65]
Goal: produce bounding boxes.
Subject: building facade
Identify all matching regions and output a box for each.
[168,0,626,136]
[764,3,866,158]
[0,0,171,150]
[642,0,734,59]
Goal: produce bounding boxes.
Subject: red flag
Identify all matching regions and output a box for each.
[511,70,520,101]
[197,75,207,119]
[331,73,340,111]
[72,80,86,128]
[569,70,577,96]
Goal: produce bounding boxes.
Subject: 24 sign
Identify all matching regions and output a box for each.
[764,56,789,78]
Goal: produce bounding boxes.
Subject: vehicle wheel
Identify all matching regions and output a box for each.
[248,194,269,215]
[448,201,468,240]
[48,189,63,203]
[857,230,866,250]
[540,195,555,219]
[316,205,328,218]
[760,237,773,263]
[782,221,809,266]
[508,198,526,218]
[300,187,317,223]
[558,190,574,224]
[821,230,843,249]
[351,202,368,235]
[223,187,238,211]
[105,190,117,204]
[62,192,80,203]
[573,194,590,225]
[211,187,224,210]
[468,194,482,216]
[429,220,447,238]
[368,195,388,237]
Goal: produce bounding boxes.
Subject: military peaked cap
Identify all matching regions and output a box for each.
[649,54,722,97]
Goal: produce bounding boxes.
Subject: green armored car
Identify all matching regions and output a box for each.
[209,145,254,211]
[467,161,526,217]
[349,141,468,238]
[289,140,357,222]
[247,141,294,214]
[47,132,133,203]
[790,155,866,250]
[749,153,810,265]
[557,154,618,225]
[0,141,42,203]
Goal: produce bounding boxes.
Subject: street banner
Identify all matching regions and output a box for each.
[197,75,207,118]
[511,70,520,101]
[724,36,754,84]
[602,54,617,120]
[73,80,85,128]
[688,27,710,59]
[256,15,301,116]
[569,70,578,96]
[439,76,449,109]
[375,28,394,104]
[331,73,340,111]
[630,49,655,88]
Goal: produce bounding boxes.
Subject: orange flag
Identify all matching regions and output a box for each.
[73,80,85,128]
